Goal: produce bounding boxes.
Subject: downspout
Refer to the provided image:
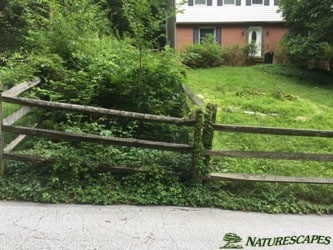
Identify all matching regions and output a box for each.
[166,0,176,48]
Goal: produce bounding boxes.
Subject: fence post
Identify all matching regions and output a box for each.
[202,103,217,166]
[0,83,3,175]
[192,108,205,179]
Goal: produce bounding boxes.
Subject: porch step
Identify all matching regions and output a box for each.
[253,57,264,64]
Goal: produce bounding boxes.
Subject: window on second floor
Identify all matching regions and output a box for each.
[224,0,235,4]
[195,0,206,5]
[246,0,271,6]
[188,0,213,6]
[252,0,263,4]
[218,0,241,6]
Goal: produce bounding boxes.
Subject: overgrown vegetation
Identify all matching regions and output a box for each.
[0,0,194,205]
[279,0,333,68]
[181,37,254,68]
[2,64,333,214]
[1,0,188,139]
[221,44,253,66]
[1,1,332,214]
[181,36,223,68]
[185,64,333,213]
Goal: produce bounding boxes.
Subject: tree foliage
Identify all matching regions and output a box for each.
[121,0,171,49]
[279,0,333,67]
[0,0,187,141]
[0,0,28,54]
[101,0,130,36]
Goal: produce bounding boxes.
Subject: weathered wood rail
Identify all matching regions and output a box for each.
[0,79,333,185]
[212,124,333,138]
[205,125,333,163]
[181,85,333,185]
[2,96,195,126]
[0,78,197,175]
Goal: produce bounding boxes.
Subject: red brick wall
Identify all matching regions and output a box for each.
[263,25,288,53]
[176,25,194,50]
[221,25,246,47]
[175,23,287,53]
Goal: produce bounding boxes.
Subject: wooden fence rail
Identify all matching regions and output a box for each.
[181,84,333,184]
[182,84,204,107]
[205,150,333,162]
[204,115,333,184]
[206,123,333,163]
[1,96,195,126]
[212,124,333,138]
[1,78,40,97]
[3,125,192,152]
[1,80,333,185]
[203,173,333,185]
[0,79,198,176]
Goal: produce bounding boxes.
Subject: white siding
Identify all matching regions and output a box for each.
[176,0,284,23]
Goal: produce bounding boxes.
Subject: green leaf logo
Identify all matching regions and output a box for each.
[220,233,243,249]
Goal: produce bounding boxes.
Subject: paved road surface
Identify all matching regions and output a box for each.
[0,201,332,249]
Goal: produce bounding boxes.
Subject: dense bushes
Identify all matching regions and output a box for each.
[0,1,197,211]
[181,39,252,68]
[0,0,188,134]
[273,42,291,64]
[221,45,251,66]
[1,0,190,150]
[181,37,223,68]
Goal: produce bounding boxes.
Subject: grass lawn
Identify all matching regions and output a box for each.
[186,64,333,213]
[186,64,333,129]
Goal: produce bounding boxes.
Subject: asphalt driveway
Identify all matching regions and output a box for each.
[0,201,332,249]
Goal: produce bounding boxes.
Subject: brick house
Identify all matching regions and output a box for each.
[167,0,287,58]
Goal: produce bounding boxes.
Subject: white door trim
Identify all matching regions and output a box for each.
[248,26,262,57]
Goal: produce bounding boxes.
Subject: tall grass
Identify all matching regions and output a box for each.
[186,64,333,178]
[186,64,333,213]
[3,103,20,118]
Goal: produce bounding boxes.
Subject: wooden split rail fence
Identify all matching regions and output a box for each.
[182,84,333,185]
[0,79,333,185]
[0,78,201,176]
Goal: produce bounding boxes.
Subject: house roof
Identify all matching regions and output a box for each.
[176,1,285,23]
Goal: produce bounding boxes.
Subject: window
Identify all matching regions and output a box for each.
[195,0,206,5]
[194,26,221,44]
[247,0,269,5]
[199,28,215,42]
[188,0,212,6]
[219,0,241,6]
[224,0,235,4]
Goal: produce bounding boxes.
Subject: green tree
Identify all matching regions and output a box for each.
[0,0,31,55]
[120,0,178,112]
[121,0,171,50]
[279,0,333,67]
[221,233,243,249]
[100,0,130,37]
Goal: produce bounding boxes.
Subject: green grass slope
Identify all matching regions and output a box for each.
[185,65,333,213]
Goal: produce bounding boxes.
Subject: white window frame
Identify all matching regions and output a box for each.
[199,27,216,43]
[224,0,235,5]
[252,0,263,5]
[194,0,206,5]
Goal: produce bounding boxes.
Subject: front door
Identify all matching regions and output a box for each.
[248,27,262,57]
